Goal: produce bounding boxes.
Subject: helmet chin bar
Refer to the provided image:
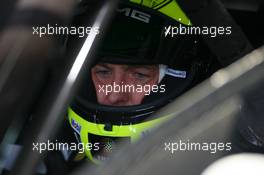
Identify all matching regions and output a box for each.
[68,107,169,163]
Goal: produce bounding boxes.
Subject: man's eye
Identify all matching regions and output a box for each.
[96,70,111,76]
[133,72,149,80]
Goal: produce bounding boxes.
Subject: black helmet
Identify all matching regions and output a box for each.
[67,0,205,163]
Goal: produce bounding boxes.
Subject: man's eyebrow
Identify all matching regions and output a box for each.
[96,63,111,69]
[128,65,158,70]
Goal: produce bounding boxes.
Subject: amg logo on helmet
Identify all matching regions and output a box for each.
[117,8,151,23]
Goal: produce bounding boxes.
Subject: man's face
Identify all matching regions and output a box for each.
[91,63,159,106]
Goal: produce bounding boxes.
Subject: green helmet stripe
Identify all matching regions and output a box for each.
[68,107,171,162]
[129,0,191,25]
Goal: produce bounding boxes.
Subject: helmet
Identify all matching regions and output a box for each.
[67,0,204,163]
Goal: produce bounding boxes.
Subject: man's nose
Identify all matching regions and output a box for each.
[112,73,126,84]
[105,72,129,106]
[107,90,129,106]
[106,74,130,106]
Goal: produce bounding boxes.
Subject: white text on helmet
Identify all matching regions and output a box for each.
[117,8,151,23]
